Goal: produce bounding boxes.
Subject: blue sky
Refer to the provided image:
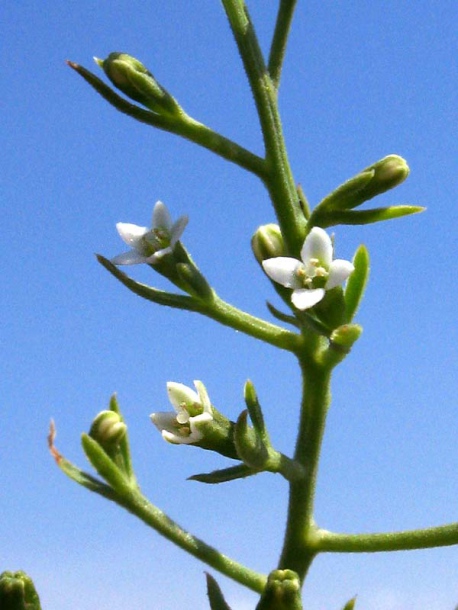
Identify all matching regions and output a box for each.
[2,1,458,609]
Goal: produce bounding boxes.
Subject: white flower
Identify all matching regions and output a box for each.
[262,227,354,310]
[111,201,188,265]
[150,380,213,445]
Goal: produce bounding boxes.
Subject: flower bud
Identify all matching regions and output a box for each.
[330,323,363,351]
[255,570,302,610]
[89,410,127,448]
[0,571,42,610]
[95,52,181,116]
[251,224,285,263]
[313,155,410,215]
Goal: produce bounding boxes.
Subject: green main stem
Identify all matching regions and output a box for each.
[278,359,332,580]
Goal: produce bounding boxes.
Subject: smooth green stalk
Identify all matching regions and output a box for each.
[221,0,306,256]
[268,0,299,88]
[278,361,332,580]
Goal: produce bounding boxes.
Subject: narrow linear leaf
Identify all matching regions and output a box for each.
[316,205,425,228]
[344,245,370,322]
[341,596,357,610]
[206,573,234,610]
[189,463,258,484]
[97,255,201,311]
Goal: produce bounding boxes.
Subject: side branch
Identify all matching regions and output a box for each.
[268,0,299,88]
[68,61,267,178]
[317,523,458,553]
[98,256,302,353]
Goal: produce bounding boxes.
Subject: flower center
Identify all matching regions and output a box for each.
[297,258,328,289]
[141,228,171,256]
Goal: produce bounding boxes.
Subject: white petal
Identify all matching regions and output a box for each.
[194,380,212,414]
[166,382,200,411]
[116,223,148,248]
[147,246,172,262]
[291,288,325,310]
[326,259,355,289]
[150,411,176,432]
[262,257,304,288]
[111,250,149,265]
[300,227,332,268]
[152,201,173,231]
[170,215,189,245]
[162,429,203,445]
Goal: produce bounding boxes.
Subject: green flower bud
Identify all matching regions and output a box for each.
[251,224,285,263]
[89,410,127,448]
[0,571,42,610]
[176,262,214,302]
[234,410,269,470]
[256,570,302,610]
[315,155,410,215]
[95,52,181,116]
[330,323,363,351]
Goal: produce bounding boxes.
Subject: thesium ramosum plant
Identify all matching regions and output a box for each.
[2,3,451,609]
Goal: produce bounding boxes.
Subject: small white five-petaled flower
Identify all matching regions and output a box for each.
[150,380,213,445]
[262,227,354,310]
[111,201,188,265]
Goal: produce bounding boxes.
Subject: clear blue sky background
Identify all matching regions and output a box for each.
[2,2,458,609]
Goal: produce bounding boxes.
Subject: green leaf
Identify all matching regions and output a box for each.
[344,244,370,322]
[313,205,424,228]
[341,596,357,610]
[97,255,201,311]
[189,463,258,484]
[234,411,269,470]
[206,573,234,610]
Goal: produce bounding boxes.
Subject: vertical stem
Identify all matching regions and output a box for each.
[278,360,332,580]
[221,0,307,256]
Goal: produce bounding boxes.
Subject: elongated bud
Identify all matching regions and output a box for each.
[251,224,285,263]
[95,53,182,116]
[255,570,302,610]
[89,410,127,449]
[234,410,269,469]
[315,155,410,214]
[176,263,214,302]
[0,571,42,610]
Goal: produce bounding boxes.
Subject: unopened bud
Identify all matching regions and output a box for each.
[251,224,285,263]
[256,570,302,610]
[0,571,42,610]
[330,324,362,351]
[314,155,410,216]
[89,410,127,448]
[95,52,181,116]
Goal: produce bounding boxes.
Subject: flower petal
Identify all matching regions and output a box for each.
[170,215,189,245]
[326,259,355,289]
[194,380,212,414]
[300,227,332,268]
[152,201,173,232]
[291,288,325,310]
[111,250,149,265]
[262,257,304,288]
[167,382,200,412]
[116,222,149,247]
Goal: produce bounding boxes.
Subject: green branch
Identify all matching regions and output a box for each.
[268,0,298,88]
[220,0,306,255]
[98,255,301,352]
[49,423,266,594]
[317,523,458,553]
[68,61,266,178]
